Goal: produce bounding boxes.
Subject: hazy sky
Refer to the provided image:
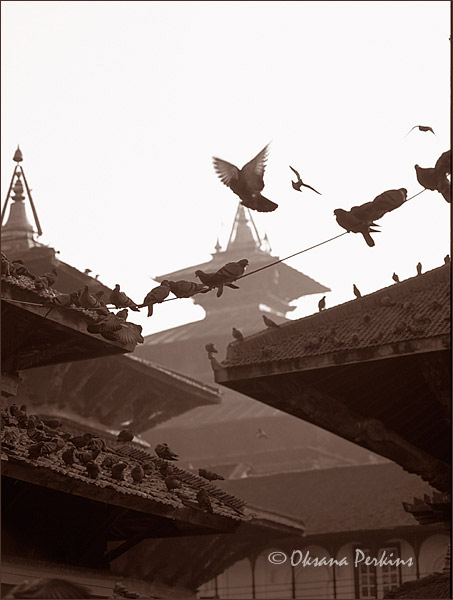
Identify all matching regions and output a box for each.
[2,1,450,338]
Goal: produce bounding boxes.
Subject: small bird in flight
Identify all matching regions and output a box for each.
[289,166,321,195]
[404,125,435,138]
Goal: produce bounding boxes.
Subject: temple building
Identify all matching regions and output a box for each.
[135,204,383,474]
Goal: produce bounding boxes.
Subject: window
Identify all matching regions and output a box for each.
[353,544,401,599]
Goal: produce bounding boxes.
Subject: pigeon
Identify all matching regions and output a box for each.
[333,209,379,247]
[434,150,451,177]
[214,259,249,297]
[444,255,451,265]
[117,429,134,443]
[194,269,223,288]
[77,451,95,465]
[392,273,400,283]
[43,268,58,287]
[80,286,103,310]
[198,468,224,481]
[48,293,73,307]
[353,284,362,299]
[108,322,144,345]
[213,144,278,212]
[69,291,82,307]
[232,327,244,341]
[289,166,321,194]
[262,314,278,328]
[87,437,105,455]
[101,455,118,469]
[69,433,92,449]
[205,343,218,354]
[131,464,145,483]
[416,262,422,276]
[111,462,128,480]
[142,280,171,316]
[256,428,268,439]
[115,308,128,320]
[165,475,182,491]
[87,314,123,335]
[86,461,100,479]
[196,488,214,513]
[404,125,435,137]
[318,296,326,311]
[168,280,205,298]
[27,442,44,459]
[415,164,451,203]
[11,259,35,278]
[110,284,139,311]
[155,443,179,461]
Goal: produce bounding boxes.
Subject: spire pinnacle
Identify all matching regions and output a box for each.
[13,145,23,163]
[226,204,263,252]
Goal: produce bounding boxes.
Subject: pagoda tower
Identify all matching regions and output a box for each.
[134,207,374,476]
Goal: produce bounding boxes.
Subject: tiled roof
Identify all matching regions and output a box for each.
[1,413,246,524]
[220,264,450,370]
[384,572,450,598]
[220,463,437,535]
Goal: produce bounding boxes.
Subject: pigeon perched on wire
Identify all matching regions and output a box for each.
[416,262,422,276]
[155,443,179,461]
[213,144,278,212]
[198,468,224,481]
[263,315,278,328]
[353,284,362,299]
[213,259,249,297]
[232,327,244,341]
[289,166,321,194]
[333,209,379,247]
[318,296,326,311]
[110,284,139,311]
[195,269,240,294]
[141,280,171,316]
[404,125,435,138]
[392,273,400,283]
[415,152,451,203]
[168,280,206,298]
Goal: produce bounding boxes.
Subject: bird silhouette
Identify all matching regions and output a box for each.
[165,475,182,491]
[111,462,127,480]
[415,160,451,203]
[444,255,451,265]
[213,259,249,297]
[110,284,139,311]
[197,488,214,513]
[392,273,400,283]
[142,280,171,317]
[289,166,321,194]
[232,327,244,341]
[198,468,224,481]
[155,443,179,461]
[213,144,278,212]
[353,284,362,299]
[27,442,44,459]
[86,461,100,479]
[262,314,278,328]
[404,125,435,137]
[62,445,76,465]
[333,209,379,247]
[117,429,134,443]
[416,262,422,276]
[318,296,326,311]
[131,464,145,483]
[205,343,218,354]
[168,279,205,298]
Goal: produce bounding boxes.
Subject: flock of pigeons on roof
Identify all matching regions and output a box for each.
[1,403,231,515]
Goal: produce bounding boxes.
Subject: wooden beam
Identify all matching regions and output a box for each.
[252,378,451,492]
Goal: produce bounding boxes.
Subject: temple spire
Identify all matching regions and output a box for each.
[226,204,263,252]
[1,147,43,254]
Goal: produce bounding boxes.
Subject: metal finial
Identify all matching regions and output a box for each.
[12,177,25,202]
[214,237,221,253]
[13,146,23,163]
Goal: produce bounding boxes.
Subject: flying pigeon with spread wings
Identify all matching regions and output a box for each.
[289,166,321,194]
[404,125,435,138]
[213,144,278,212]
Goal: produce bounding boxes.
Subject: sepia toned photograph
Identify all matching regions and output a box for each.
[1,1,451,599]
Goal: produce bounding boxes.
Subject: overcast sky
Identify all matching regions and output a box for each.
[2,1,450,338]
